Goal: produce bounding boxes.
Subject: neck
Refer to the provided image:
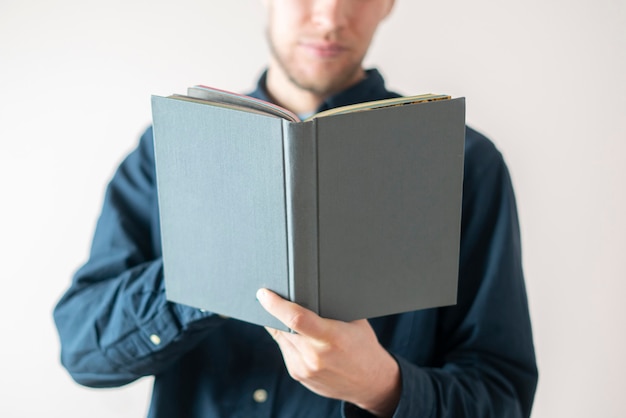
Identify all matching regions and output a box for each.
[265,62,325,115]
[265,59,364,115]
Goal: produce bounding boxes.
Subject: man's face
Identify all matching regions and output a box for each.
[265,0,394,97]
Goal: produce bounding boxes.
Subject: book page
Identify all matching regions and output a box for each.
[187,85,300,122]
[178,85,450,124]
[308,94,450,120]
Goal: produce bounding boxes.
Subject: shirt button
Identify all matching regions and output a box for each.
[253,388,268,403]
[149,334,161,345]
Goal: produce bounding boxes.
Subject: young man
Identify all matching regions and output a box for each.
[54,1,538,417]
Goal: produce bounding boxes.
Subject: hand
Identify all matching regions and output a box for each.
[256,288,401,417]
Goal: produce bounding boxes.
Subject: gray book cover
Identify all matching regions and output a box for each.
[151,95,465,330]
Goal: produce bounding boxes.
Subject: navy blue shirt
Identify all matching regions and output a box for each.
[54,69,537,417]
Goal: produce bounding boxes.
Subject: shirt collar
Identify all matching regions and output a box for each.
[247,68,399,115]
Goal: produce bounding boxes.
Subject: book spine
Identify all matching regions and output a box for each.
[283,120,319,315]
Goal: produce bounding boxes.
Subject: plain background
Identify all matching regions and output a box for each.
[1,0,624,417]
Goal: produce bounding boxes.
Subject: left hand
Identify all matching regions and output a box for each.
[256,288,401,417]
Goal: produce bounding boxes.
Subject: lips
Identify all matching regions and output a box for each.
[300,41,347,58]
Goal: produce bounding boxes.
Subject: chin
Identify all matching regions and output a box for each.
[300,65,359,92]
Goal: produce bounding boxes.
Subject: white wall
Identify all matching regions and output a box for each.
[1,1,624,417]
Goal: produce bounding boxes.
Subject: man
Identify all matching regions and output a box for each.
[54,0,538,417]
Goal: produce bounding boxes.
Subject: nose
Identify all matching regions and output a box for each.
[311,0,348,31]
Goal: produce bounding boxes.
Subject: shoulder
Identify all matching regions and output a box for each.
[462,126,509,194]
[106,126,157,198]
[125,125,156,180]
[464,126,503,172]
[138,125,155,162]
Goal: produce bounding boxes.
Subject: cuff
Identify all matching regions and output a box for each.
[390,355,436,418]
[342,402,379,418]
[340,355,437,418]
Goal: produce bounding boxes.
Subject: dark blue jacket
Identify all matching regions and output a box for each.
[54,69,538,417]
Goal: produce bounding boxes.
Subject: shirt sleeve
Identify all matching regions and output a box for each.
[344,132,538,417]
[53,127,223,388]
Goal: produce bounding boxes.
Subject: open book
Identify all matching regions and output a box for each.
[151,86,466,330]
[182,85,451,121]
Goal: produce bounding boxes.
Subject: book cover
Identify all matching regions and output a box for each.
[151,89,465,330]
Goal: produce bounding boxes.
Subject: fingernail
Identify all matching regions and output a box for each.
[256,288,266,301]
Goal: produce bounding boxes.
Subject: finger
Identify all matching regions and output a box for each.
[257,288,328,338]
[264,326,300,354]
[264,326,310,375]
[265,325,339,389]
